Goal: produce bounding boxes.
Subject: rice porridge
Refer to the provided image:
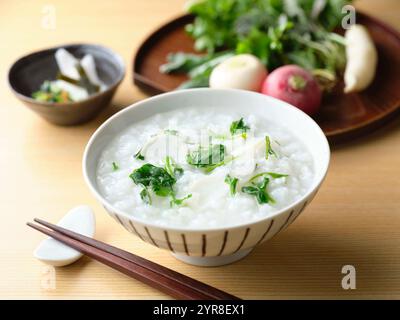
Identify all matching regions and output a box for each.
[96,108,314,228]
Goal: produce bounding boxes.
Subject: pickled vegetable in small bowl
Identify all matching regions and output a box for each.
[8,44,125,126]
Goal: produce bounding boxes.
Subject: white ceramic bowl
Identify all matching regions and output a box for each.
[83,89,330,266]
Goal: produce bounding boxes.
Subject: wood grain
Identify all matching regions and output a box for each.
[133,13,400,144]
[0,0,399,299]
[28,219,240,300]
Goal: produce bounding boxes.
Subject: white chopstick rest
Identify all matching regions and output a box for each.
[34,205,95,267]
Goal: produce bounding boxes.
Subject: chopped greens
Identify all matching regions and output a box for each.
[129,163,189,206]
[230,118,250,138]
[129,116,291,208]
[130,164,175,197]
[242,176,275,205]
[209,132,228,140]
[140,188,152,205]
[164,129,179,135]
[249,171,288,182]
[225,174,239,196]
[241,171,287,204]
[265,136,277,159]
[187,143,226,168]
[204,155,235,173]
[134,148,145,161]
[32,80,72,103]
[164,156,184,179]
[170,194,192,206]
[112,162,119,171]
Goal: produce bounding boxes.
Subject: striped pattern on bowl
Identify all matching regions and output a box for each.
[104,190,316,257]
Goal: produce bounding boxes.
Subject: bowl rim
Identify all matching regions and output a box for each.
[7,43,126,107]
[83,88,330,232]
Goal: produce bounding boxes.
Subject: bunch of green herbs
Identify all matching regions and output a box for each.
[160,0,351,91]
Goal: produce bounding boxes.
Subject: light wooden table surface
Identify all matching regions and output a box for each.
[1,0,399,299]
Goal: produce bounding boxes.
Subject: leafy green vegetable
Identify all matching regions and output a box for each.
[265,136,277,159]
[130,163,190,206]
[249,171,288,182]
[178,72,211,89]
[187,143,226,168]
[225,174,238,196]
[204,155,235,173]
[140,188,152,205]
[170,194,192,206]
[160,51,235,89]
[230,118,250,138]
[112,162,119,171]
[159,52,211,74]
[130,164,175,197]
[164,156,184,179]
[188,52,235,78]
[134,148,145,161]
[32,80,72,103]
[166,0,352,91]
[242,176,275,204]
[164,129,179,135]
[242,171,287,204]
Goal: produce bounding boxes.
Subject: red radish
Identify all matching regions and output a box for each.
[261,65,322,115]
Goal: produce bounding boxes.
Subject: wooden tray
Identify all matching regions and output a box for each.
[133,13,400,143]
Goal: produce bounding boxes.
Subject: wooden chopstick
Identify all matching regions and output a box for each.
[28,222,208,299]
[28,219,240,300]
[33,218,237,300]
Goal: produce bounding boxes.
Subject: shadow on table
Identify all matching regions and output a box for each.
[86,98,138,130]
[330,114,400,151]
[218,225,398,299]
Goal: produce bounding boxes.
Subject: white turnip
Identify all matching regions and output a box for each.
[209,54,267,91]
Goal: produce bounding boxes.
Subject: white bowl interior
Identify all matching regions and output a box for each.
[83,89,330,228]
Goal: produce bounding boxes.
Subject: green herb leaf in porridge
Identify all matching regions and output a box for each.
[130,163,191,206]
[204,155,236,173]
[265,135,277,159]
[225,174,239,196]
[164,129,179,135]
[140,188,152,205]
[134,148,145,161]
[129,164,176,197]
[187,143,226,168]
[170,193,192,206]
[164,156,184,179]
[249,171,288,182]
[242,176,275,205]
[230,118,250,138]
[112,162,119,171]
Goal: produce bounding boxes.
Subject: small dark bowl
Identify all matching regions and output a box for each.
[8,44,125,126]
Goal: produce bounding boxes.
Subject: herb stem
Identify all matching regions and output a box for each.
[248,171,288,183]
[225,174,239,196]
[204,155,236,173]
[112,162,119,171]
